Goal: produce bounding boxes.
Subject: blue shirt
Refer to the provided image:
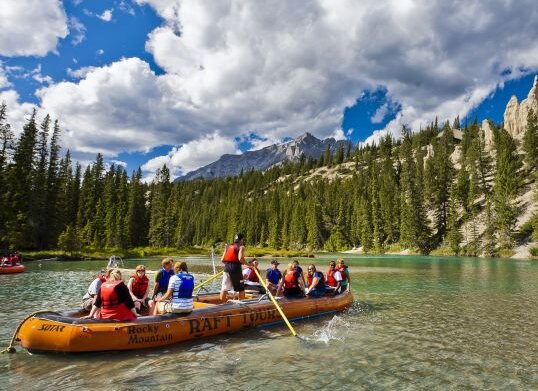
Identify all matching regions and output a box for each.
[266,268,282,284]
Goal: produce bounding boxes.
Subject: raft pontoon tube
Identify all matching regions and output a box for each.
[16,291,353,353]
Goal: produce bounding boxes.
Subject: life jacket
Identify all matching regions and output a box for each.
[99,281,136,321]
[130,274,149,299]
[326,269,338,287]
[337,265,348,284]
[222,243,240,263]
[266,268,281,284]
[307,274,313,286]
[158,267,174,293]
[246,266,260,283]
[284,270,298,289]
[173,272,195,299]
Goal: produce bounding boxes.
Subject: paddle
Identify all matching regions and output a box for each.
[251,267,299,338]
[193,270,224,291]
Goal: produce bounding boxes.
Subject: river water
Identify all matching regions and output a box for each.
[0,256,537,390]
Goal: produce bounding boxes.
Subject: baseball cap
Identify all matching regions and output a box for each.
[271,259,280,265]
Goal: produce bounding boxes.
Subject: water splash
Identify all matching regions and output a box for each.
[306,315,350,343]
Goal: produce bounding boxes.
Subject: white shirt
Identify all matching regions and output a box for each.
[83,278,102,300]
[169,274,193,310]
[243,268,261,286]
[333,270,343,282]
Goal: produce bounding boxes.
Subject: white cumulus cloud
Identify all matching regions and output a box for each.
[0,0,68,57]
[98,9,113,22]
[142,132,240,178]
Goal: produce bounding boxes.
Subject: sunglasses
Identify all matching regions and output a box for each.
[137,269,146,272]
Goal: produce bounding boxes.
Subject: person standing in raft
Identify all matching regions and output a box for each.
[154,261,194,314]
[128,265,154,314]
[276,263,306,299]
[220,233,249,302]
[243,258,266,294]
[82,269,107,312]
[86,269,137,321]
[265,259,282,296]
[305,264,326,297]
[152,258,174,300]
[293,259,307,288]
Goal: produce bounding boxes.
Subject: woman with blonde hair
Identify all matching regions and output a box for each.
[86,269,137,321]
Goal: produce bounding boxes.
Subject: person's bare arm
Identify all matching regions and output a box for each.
[127,278,138,301]
[156,288,173,302]
[238,245,247,265]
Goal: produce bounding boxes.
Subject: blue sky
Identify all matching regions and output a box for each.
[1,1,537,178]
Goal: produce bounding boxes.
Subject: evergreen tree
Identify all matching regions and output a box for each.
[523,108,538,171]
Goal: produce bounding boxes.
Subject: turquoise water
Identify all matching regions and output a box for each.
[0,256,537,390]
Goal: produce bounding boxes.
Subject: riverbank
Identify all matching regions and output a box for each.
[20,243,538,262]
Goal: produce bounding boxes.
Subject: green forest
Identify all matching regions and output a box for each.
[0,102,537,257]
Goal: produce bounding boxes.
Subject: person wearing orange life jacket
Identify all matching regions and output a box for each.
[86,269,137,321]
[276,263,306,299]
[243,258,266,294]
[336,258,351,293]
[127,265,154,314]
[220,233,249,302]
[325,261,343,294]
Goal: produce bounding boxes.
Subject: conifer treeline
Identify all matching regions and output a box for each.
[0,102,537,255]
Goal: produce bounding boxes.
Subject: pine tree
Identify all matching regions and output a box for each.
[446,184,462,254]
[494,128,522,249]
[523,108,538,171]
[4,110,39,248]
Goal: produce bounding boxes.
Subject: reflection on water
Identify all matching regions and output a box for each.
[0,256,537,390]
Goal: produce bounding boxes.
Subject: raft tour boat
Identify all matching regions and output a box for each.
[15,290,353,354]
[0,253,25,274]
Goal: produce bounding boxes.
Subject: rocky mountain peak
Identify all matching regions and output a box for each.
[176,132,351,181]
[503,75,538,140]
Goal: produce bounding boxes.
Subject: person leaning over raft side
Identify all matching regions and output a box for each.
[243,258,266,294]
[86,269,137,321]
[220,233,249,302]
[265,259,282,296]
[128,265,154,314]
[336,258,351,293]
[305,264,326,297]
[82,269,107,312]
[154,261,194,314]
[276,263,306,299]
[152,258,175,299]
[326,261,343,294]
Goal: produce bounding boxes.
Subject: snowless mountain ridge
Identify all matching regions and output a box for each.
[176,132,351,181]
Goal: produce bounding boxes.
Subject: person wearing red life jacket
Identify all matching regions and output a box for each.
[220,233,249,302]
[243,258,266,294]
[128,265,154,314]
[325,261,343,294]
[86,269,137,321]
[276,263,306,299]
[336,258,351,293]
[305,264,326,297]
[82,269,107,312]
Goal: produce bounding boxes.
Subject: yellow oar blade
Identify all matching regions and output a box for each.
[194,270,223,291]
[252,267,298,337]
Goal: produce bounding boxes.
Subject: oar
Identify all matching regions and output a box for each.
[194,270,223,291]
[252,267,299,338]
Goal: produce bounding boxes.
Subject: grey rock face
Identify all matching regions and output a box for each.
[503,75,538,140]
[176,132,351,181]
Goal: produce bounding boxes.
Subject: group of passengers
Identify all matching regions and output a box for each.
[0,251,22,267]
[82,258,195,322]
[81,233,350,322]
[273,258,350,299]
